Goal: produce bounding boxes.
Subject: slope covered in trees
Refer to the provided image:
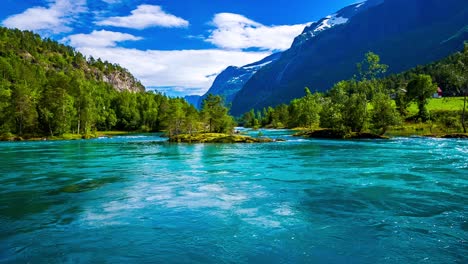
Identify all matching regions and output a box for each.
[230,0,468,115]
[0,27,234,139]
[241,47,468,135]
[1,26,465,140]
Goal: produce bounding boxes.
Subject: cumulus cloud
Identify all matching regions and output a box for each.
[2,0,86,34]
[96,5,189,29]
[207,13,310,51]
[64,30,142,48]
[3,1,307,95]
[75,46,270,95]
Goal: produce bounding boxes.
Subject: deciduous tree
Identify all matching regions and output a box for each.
[406,74,437,121]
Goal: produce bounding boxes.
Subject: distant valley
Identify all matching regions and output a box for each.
[184,0,468,115]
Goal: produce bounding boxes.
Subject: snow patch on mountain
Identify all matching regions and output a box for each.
[314,15,349,32]
[355,1,367,9]
[196,53,282,107]
[292,14,349,46]
[292,0,384,47]
[243,60,275,70]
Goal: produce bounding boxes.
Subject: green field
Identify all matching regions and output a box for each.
[386,97,467,136]
[408,97,465,114]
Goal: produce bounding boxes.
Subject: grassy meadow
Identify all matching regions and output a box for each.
[408,97,465,114]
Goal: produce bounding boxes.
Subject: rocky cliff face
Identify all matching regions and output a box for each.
[230,0,468,115]
[102,71,145,93]
[0,26,146,95]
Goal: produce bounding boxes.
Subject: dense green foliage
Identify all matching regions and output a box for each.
[201,94,235,133]
[0,27,234,138]
[241,49,468,135]
[288,88,322,129]
[390,44,468,96]
[406,74,438,121]
[1,26,466,139]
[383,43,468,132]
[230,0,468,115]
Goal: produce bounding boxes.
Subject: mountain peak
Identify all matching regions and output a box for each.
[230,0,467,115]
[190,52,282,108]
[292,0,384,47]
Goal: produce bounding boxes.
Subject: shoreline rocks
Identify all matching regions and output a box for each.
[168,133,274,143]
[293,129,389,140]
[425,133,468,139]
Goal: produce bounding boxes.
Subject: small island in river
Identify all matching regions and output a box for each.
[168,133,275,143]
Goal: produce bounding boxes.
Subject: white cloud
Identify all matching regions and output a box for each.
[2,0,86,34]
[2,1,308,96]
[75,46,270,95]
[64,30,142,48]
[101,0,121,3]
[96,5,189,29]
[207,13,310,51]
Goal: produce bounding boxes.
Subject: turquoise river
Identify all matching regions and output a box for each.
[0,129,467,263]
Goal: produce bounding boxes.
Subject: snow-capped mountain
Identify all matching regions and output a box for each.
[292,0,383,47]
[189,0,383,110]
[193,52,281,108]
[230,0,468,115]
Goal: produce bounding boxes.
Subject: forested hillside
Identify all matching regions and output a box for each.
[241,46,468,135]
[231,0,468,115]
[385,46,468,96]
[0,27,233,139]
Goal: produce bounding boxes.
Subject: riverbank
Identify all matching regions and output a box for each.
[0,131,139,142]
[293,127,468,140]
[1,129,467,142]
[168,133,275,143]
[293,129,389,140]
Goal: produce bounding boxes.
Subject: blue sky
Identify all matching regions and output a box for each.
[0,0,359,96]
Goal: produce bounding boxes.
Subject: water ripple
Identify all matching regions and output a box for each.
[0,131,467,263]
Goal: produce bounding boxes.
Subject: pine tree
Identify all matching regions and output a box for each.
[201,94,234,133]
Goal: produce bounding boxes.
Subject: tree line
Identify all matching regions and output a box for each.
[0,27,234,138]
[241,46,468,134]
[1,27,466,138]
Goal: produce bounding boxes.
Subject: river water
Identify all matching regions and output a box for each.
[0,130,467,263]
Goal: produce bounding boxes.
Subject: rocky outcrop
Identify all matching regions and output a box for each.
[102,71,145,93]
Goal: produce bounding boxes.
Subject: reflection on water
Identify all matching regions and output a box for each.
[0,132,467,263]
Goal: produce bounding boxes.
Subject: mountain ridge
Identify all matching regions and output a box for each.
[230,0,468,115]
[185,52,281,108]
[0,27,144,94]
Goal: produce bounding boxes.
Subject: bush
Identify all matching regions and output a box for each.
[0,132,15,141]
[140,125,151,132]
[443,116,462,131]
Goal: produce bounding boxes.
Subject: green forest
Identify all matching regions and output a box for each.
[0,27,233,140]
[0,27,467,140]
[241,45,468,136]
